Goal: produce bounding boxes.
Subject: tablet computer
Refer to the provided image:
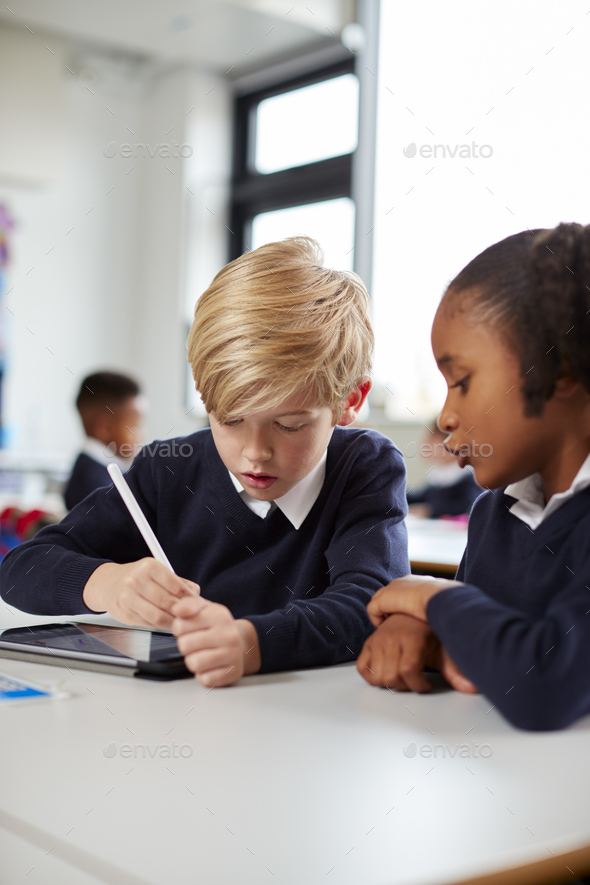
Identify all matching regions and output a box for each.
[0,622,190,680]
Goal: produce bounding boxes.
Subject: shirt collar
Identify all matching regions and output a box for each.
[505,451,590,529]
[228,449,327,530]
[82,437,131,472]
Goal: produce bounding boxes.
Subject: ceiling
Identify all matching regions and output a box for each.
[0,0,355,75]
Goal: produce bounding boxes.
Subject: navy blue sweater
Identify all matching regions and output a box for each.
[427,486,590,731]
[0,427,409,673]
[64,453,111,510]
[407,472,481,518]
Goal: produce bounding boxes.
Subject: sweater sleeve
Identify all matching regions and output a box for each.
[427,581,590,731]
[246,437,410,672]
[0,454,159,615]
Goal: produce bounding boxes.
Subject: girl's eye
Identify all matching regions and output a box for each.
[224,419,243,427]
[452,377,469,393]
[277,423,303,433]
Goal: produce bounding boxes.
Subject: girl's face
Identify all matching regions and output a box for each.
[431,303,554,490]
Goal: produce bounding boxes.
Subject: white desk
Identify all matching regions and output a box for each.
[1,606,590,885]
[407,516,468,576]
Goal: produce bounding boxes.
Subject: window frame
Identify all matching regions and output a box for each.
[229,59,356,261]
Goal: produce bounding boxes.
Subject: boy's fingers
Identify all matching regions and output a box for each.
[171,596,209,620]
[179,580,201,598]
[176,601,231,633]
[196,666,240,688]
[128,598,174,630]
[137,582,184,615]
[184,648,231,675]
[143,559,193,599]
[171,596,208,636]
[176,628,220,655]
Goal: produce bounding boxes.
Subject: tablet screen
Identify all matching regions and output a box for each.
[0,623,183,663]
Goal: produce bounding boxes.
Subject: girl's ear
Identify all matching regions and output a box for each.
[553,374,582,398]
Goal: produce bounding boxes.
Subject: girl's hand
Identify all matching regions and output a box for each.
[367,575,462,626]
[357,612,478,693]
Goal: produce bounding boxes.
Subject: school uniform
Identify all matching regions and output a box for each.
[407,463,482,518]
[0,427,409,673]
[64,438,129,510]
[427,453,590,730]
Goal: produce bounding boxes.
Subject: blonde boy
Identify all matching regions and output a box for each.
[1,238,409,686]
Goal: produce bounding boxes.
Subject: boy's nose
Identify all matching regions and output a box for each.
[242,433,272,463]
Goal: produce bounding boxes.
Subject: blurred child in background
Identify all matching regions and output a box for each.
[64,371,144,510]
[407,420,481,519]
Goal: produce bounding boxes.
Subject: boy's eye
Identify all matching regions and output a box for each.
[223,419,302,432]
[451,377,469,393]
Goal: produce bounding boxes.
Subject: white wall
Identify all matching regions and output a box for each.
[0,28,233,465]
[0,45,145,464]
[0,26,63,184]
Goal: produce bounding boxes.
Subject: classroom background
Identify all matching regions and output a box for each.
[0,0,589,521]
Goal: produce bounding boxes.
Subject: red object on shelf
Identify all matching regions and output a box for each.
[15,509,50,539]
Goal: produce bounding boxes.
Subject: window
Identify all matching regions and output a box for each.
[254,73,359,174]
[230,61,358,264]
[251,197,355,271]
[372,0,590,421]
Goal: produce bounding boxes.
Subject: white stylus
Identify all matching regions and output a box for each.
[107,463,175,573]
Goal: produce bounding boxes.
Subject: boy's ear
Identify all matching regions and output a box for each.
[337,377,372,427]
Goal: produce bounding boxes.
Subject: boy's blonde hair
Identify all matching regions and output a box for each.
[187,237,374,423]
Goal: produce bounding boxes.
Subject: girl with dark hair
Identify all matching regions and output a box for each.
[358,222,590,730]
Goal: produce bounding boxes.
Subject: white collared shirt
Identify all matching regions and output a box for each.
[82,437,131,473]
[228,450,327,530]
[505,451,590,530]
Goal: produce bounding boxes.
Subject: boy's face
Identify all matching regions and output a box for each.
[111,396,145,455]
[210,382,370,501]
[431,305,555,490]
[90,396,145,458]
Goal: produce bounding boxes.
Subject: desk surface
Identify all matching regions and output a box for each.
[2,607,590,885]
[407,516,468,575]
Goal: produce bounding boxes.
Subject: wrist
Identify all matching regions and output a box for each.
[421,579,461,613]
[236,619,261,675]
[82,562,118,613]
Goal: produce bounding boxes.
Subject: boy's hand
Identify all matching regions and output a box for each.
[357,613,477,694]
[172,597,261,687]
[367,575,462,626]
[83,559,200,630]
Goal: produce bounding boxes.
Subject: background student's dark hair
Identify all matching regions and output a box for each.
[442,222,590,416]
[76,371,140,413]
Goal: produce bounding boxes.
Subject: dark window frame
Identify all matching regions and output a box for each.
[229,58,356,261]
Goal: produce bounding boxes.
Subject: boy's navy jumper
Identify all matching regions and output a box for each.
[407,471,481,518]
[427,486,590,730]
[64,453,111,510]
[0,427,409,673]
